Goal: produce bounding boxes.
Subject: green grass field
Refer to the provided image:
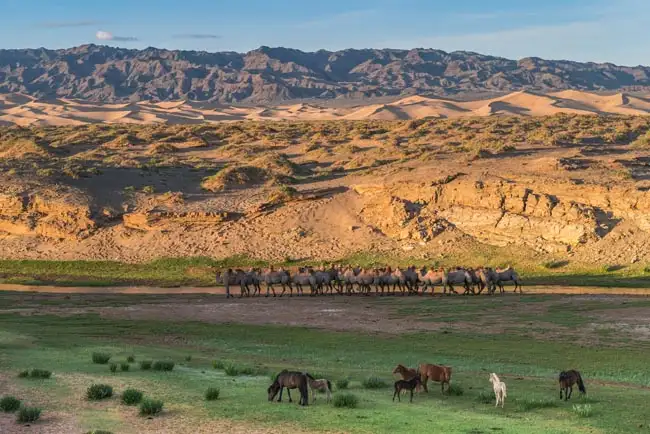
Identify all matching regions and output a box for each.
[1,292,650,433]
[1,255,650,288]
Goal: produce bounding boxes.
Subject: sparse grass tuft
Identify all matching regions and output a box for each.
[16,407,41,424]
[152,360,175,372]
[185,355,192,362]
[362,376,388,389]
[92,352,112,364]
[572,403,594,418]
[121,388,143,406]
[447,383,464,396]
[0,396,21,412]
[224,363,267,377]
[205,387,220,401]
[28,369,52,379]
[139,398,164,416]
[212,360,225,370]
[17,370,29,378]
[126,355,135,363]
[120,362,130,372]
[109,363,117,373]
[332,393,359,408]
[476,390,496,404]
[139,360,152,370]
[87,384,113,401]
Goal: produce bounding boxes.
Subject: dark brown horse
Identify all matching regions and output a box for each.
[418,363,452,394]
[559,370,586,400]
[267,370,312,406]
[393,375,421,403]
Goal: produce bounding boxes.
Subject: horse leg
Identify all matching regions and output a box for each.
[559,387,563,400]
[277,386,283,402]
[567,386,572,400]
[393,387,397,402]
[410,388,414,403]
[422,376,429,393]
[286,388,292,403]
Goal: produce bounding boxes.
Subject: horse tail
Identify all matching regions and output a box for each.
[576,371,586,394]
[327,379,332,391]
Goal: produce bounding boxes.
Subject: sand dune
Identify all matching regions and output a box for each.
[1,91,650,126]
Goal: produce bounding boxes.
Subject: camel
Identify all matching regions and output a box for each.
[442,268,472,295]
[418,267,444,295]
[292,268,316,296]
[262,267,293,297]
[494,266,522,293]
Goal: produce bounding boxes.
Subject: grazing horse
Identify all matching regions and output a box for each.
[308,378,332,403]
[489,373,507,408]
[418,363,452,394]
[559,370,586,400]
[393,375,422,403]
[494,266,523,293]
[267,370,312,406]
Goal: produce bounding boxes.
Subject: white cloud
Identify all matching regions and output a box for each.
[95,30,138,42]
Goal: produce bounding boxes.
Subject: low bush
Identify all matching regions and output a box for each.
[476,390,496,404]
[109,363,117,373]
[362,376,388,389]
[335,379,349,390]
[121,388,143,406]
[28,369,52,379]
[185,355,192,362]
[447,383,464,396]
[140,360,152,370]
[120,362,130,372]
[0,396,21,412]
[224,363,267,377]
[87,384,113,401]
[152,360,175,372]
[516,398,558,412]
[126,355,135,363]
[332,393,358,408]
[17,370,29,378]
[139,398,164,416]
[16,407,41,423]
[92,352,112,364]
[212,360,225,370]
[205,387,220,401]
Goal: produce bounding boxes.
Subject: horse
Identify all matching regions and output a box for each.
[393,375,422,403]
[392,364,419,380]
[559,370,586,400]
[494,266,523,293]
[308,377,332,403]
[489,373,507,408]
[418,363,452,394]
[267,370,312,406]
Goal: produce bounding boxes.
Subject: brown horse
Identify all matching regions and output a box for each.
[267,370,312,406]
[418,363,452,394]
[559,370,586,400]
[393,375,422,403]
[392,364,419,380]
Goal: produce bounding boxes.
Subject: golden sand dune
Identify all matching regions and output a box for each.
[1,90,650,126]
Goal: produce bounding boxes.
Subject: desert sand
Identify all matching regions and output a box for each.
[3,90,650,126]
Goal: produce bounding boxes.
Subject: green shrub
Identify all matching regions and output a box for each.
[92,352,112,364]
[16,407,41,423]
[140,360,152,370]
[185,355,192,362]
[87,384,113,401]
[447,383,464,396]
[120,362,130,372]
[336,379,349,390]
[516,398,558,412]
[139,398,164,416]
[126,355,135,363]
[572,403,594,418]
[17,370,29,378]
[362,376,388,389]
[224,364,239,376]
[0,396,21,412]
[205,387,220,401]
[332,393,358,408]
[212,360,225,370]
[152,360,175,372]
[121,388,143,406]
[28,369,52,379]
[109,363,117,373]
[476,390,496,404]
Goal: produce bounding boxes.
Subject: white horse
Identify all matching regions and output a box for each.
[489,373,507,408]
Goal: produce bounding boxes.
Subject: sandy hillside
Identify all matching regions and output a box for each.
[1,113,650,271]
[2,91,650,126]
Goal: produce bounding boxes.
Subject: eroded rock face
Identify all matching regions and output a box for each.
[354,176,604,253]
[0,192,96,240]
[123,209,229,231]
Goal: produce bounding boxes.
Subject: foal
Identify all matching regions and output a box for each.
[489,373,507,408]
[308,377,332,403]
[393,375,421,403]
[559,370,586,400]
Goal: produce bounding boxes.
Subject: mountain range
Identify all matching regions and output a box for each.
[2,44,650,103]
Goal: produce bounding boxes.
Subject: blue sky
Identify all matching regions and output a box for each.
[2,0,649,65]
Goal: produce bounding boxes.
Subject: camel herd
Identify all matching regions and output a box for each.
[216,265,522,298]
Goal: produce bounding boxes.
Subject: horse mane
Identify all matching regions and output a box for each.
[304,372,315,381]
